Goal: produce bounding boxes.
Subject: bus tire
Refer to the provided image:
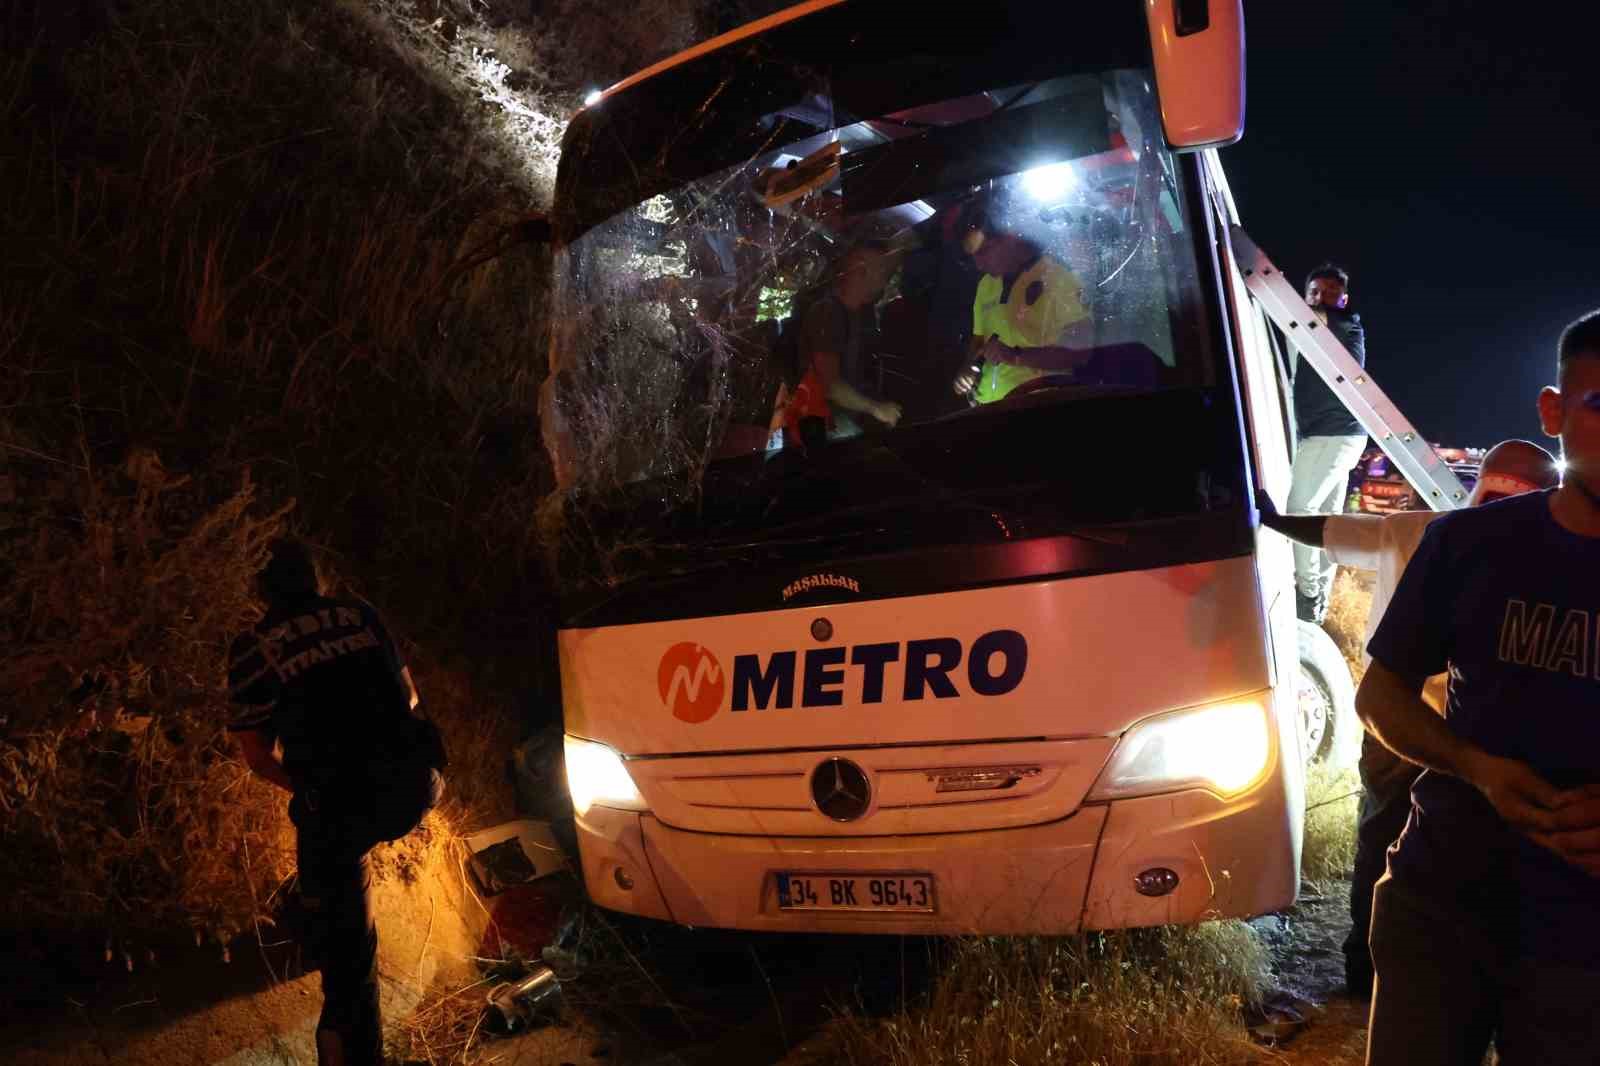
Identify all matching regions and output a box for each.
[1296,619,1359,769]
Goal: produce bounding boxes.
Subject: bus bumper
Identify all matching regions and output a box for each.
[574,772,1296,934]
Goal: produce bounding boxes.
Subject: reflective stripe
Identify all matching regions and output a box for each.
[1476,472,1541,499]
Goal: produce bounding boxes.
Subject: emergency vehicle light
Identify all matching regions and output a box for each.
[564,735,648,816]
[1021,160,1078,202]
[1087,696,1272,801]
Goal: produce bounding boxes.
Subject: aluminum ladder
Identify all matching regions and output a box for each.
[1231,226,1468,511]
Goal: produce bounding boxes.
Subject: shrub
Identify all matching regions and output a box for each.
[0,458,294,941]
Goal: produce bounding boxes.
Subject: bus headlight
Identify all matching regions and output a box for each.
[1087,697,1272,801]
[564,735,648,817]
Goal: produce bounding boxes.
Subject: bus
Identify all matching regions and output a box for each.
[539,0,1350,934]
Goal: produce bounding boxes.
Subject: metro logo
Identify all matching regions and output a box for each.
[657,642,725,723]
[729,630,1029,712]
[658,631,1029,722]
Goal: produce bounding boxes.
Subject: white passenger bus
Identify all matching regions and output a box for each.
[541,0,1357,934]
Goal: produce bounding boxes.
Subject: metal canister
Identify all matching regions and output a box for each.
[486,965,562,1031]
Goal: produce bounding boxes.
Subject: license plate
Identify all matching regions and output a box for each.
[775,872,936,913]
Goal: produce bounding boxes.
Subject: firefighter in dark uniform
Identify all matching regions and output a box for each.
[228,539,445,1066]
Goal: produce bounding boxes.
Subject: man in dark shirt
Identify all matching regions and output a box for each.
[1259,441,1561,998]
[1357,310,1600,1065]
[784,241,903,448]
[229,539,444,1066]
[1287,263,1369,624]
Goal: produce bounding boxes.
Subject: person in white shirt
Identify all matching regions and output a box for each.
[1258,439,1560,998]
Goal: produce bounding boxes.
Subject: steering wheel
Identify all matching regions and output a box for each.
[1004,372,1079,399]
[956,368,1077,406]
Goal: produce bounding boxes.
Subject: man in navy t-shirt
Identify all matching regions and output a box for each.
[229,539,445,1066]
[1358,310,1600,1065]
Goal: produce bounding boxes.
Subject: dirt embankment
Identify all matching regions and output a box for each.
[1,0,714,1060]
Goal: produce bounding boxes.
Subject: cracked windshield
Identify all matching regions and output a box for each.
[545,18,1235,589]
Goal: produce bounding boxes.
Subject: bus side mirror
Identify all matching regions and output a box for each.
[1145,0,1246,151]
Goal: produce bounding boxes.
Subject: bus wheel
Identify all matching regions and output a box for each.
[1296,620,1359,769]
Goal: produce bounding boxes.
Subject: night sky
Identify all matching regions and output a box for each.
[1225,1,1600,447]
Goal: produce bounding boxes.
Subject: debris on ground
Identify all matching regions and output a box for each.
[486,963,564,1033]
[1245,991,1320,1046]
[465,819,569,897]
[480,877,579,961]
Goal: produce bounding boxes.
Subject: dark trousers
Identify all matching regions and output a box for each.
[1367,873,1600,1066]
[1342,735,1422,986]
[291,764,441,1066]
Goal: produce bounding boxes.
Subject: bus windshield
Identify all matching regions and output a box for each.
[544,3,1246,609]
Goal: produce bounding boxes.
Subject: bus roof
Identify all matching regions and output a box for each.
[557,0,1150,241]
[593,0,847,104]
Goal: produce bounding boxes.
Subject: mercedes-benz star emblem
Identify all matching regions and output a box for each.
[810,757,872,822]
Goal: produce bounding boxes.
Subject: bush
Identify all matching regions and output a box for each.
[0,458,295,940]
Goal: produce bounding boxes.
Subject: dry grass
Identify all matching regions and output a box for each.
[515,0,704,90]
[1301,761,1361,888]
[1324,568,1374,687]
[395,971,502,1066]
[816,924,1269,1066]
[1299,567,1370,888]
[0,459,296,941]
[0,0,657,945]
[380,815,513,1066]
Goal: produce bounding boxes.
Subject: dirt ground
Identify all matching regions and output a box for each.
[486,884,1380,1066]
[3,883,1375,1066]
[1250,883,1370,1066]
[3,839,488,1066]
